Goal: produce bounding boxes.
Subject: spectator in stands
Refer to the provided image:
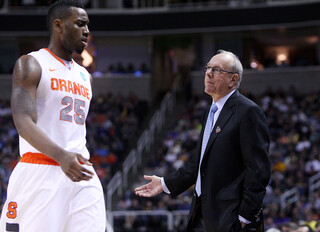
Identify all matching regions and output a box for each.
[116,62,126,73]
[135,50,271,232]
[297,224,314,232]
[266,228,281,232]
[264,216,277,231]
[139,62,150,73]
[305,154,320,176]
[315,221,320,232]
[281,221,299,232]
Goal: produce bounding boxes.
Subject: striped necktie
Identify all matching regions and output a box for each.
[195,103,218,196]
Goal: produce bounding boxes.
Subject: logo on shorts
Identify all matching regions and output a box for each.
[6,201,18,219]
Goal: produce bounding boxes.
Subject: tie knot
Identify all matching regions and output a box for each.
[210,103,218,114]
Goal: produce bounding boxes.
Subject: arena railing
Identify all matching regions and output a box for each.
[280,172,320,211]
[106,88,176,211]
[309,172,320,202]
[107,171,123,211]
[280,187,299,211]
[109,209,189,231]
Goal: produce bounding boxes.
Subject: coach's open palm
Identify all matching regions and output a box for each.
[135,175,163,197]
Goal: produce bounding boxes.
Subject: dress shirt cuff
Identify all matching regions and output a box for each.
[239,215,251,224]
[160,177,171,194]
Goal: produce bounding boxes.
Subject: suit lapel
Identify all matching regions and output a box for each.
[202,91,238,159]
[202,106,233,157]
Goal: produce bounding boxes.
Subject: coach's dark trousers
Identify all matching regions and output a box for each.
[187,196,264,232]
[188,196,206,232]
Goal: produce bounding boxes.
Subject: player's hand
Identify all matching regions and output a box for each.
[58,152,94,182]
[135,175,163,197]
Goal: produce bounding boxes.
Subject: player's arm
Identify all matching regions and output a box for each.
[11,55,93,182]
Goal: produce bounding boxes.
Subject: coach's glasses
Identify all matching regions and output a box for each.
[204,65,237,75]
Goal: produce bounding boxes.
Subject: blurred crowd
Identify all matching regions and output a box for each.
[104,62,150,76]
[114,87,320,231]
[0,100,17,210]
[1,87,320,231]
[86,93,149,190]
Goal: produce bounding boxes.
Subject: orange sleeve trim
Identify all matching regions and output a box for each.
[43,48,66,67]
[20,152,59,166]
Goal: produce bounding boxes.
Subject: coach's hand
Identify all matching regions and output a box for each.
[135,175,163,197]
[58,151,94,182]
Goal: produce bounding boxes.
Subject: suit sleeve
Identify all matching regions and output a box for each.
[163,108,209,197]
[238,105,271,222]
[163,152,197,197]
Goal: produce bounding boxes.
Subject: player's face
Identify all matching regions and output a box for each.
[62,7,90,54]
[204,54,237,100]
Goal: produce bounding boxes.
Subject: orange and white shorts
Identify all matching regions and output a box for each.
[0,153,106,232]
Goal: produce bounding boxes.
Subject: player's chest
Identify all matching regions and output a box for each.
[43,68,91,101]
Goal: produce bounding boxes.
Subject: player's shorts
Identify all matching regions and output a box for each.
[0,153,106,232]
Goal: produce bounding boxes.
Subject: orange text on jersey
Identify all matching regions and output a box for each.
[51,78,90,100]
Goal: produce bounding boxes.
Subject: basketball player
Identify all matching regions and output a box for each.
[0,1,106,231]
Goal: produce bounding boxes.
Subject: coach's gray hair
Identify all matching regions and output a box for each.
[217,49,243,88]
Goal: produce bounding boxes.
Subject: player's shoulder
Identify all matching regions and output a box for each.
[27,48,47,58]
[12,54,41,85]
[15,53,41,71]
[73,61,92,82]
[18,48,47,67]
[73,60,89,72]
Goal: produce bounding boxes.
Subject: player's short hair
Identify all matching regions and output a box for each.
[47,0,84,34]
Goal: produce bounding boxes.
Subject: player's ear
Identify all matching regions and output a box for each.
[53,19,63,33]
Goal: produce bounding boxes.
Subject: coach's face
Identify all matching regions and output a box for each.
[204,53,238,102]
[62,7,90,54]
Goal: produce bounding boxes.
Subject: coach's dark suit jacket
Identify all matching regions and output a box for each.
[164,90,271,232]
